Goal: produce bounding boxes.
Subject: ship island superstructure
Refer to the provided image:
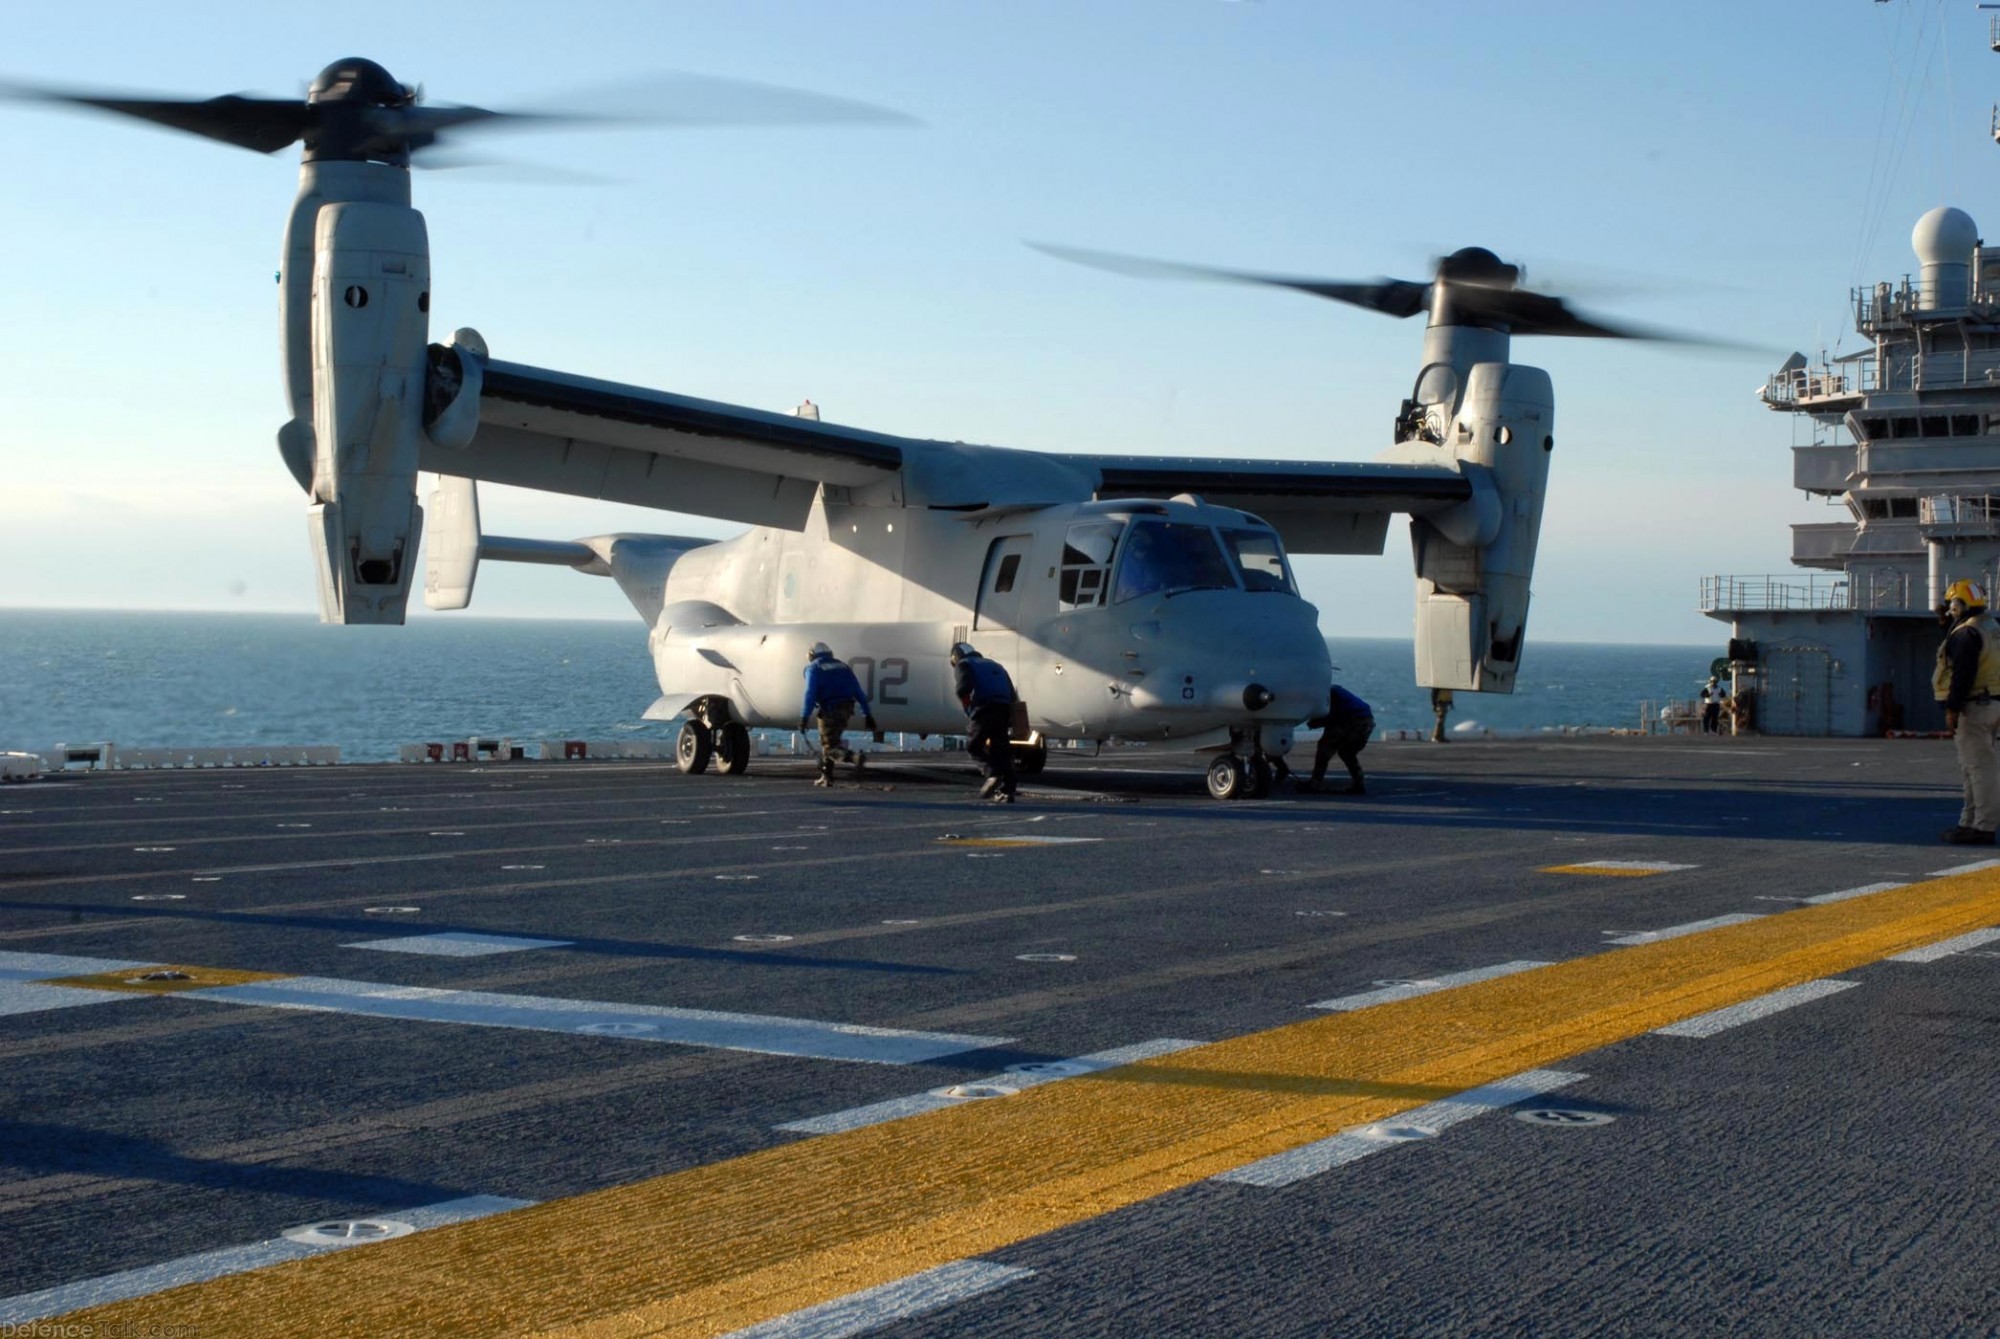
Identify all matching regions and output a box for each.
[1706,203,2000,735]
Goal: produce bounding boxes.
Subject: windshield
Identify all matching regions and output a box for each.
[1222,528,1296,594]
[1113,521,1238,603]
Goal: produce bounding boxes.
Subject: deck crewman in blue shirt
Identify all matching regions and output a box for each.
[951,642,1019,802]
[1299,683,1375,795]
[800,642,876,787]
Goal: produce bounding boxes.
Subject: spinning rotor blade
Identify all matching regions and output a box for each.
[2,59,915,167]
[1036,240,1743,346]
[1030,242,1430,318]
[0,84,311,153]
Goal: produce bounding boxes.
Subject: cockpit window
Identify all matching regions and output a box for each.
[1060,519,1124,609]
[1112,521,1237,603]
[1222,528,1296,594]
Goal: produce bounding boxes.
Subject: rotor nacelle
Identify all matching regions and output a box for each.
[304,197,432,623]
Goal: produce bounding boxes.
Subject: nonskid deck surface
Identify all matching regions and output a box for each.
[0,737,1993,1337]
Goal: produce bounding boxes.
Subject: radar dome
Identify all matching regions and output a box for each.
[1913,206,1979,266]
[1913,207,1979,311]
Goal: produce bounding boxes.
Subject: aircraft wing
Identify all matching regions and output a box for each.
[1083,456,1474,554]
[426,357,1473,550]
[424,359,912,530]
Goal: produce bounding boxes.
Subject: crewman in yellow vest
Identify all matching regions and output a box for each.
[1933,578,2000,844]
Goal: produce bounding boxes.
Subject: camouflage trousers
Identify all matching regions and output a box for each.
[816,701,858,764]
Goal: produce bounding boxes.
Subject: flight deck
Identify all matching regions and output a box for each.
[0,737,1995,1337]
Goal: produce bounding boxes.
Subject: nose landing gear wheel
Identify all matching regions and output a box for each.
[1013,739,1049,776]
[1206,754,1247,801]
[715,722,751,775]
[1244,756,1273,799]
[676,721,713,775]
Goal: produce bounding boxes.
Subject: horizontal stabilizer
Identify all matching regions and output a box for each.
[424,474,712,622]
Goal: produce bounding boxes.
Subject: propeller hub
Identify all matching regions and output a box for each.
[1436,246,1518,289]
[303,58,420,167]
[308,58,413,109]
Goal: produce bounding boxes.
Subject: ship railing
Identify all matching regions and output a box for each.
[1760,363,1867,408]
[1769,346,2000,406]
[1853,279,2000,334]
[1699,573,1926,614]
[1920,494,2000,532]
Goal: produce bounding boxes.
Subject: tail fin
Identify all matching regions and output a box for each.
[423,475,711,623]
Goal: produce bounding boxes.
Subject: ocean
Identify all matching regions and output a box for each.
[0,610,1720,760]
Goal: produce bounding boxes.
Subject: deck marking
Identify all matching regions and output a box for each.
[1888,926,2000,962]
[1,950,154,978]
[342,931,575,957]
[0,951,152,1017]
[1216,1069,1585,1188]
[1654,979,1860,1037]
[1804,882,1907,905]
[184,976,1008,1064]
[1928,859,2000,876]
[56,867,2000,1339]
[42,965,293,995]
[0,1196,529,1325]
[719,1260,1035,1339]
[1605,914,1762,945]
[1541,860,1698,877]
[1308,961,1550,1012]
[936,835,1103,849]
[777,1039,1205,1135]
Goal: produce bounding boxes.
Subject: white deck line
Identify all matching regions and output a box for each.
[721,1260,1036,1339]
[1654,980,1860,1038]
[1888,926,2000,962]
[0,1195,530,1324]
[1925,859,2000,877]
[341,931,574,957]
[0,951,155,977]
[1308,961,1551,1012]
[1804,881,1908,905]
[1559,860,1699,872]
[1214,1069,1585,1189]
[1606,914,1762,945]
[187,976,1009,1065]
[776,1038,1204,1135]
[0,981,137,1017]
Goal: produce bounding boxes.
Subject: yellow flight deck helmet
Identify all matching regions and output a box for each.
[1946,579,1988,608]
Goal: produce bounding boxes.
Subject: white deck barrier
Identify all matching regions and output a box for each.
[101,746,341,769]
[395,732,956,762]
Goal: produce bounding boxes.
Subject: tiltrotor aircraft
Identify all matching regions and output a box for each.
[14,59,1684,800]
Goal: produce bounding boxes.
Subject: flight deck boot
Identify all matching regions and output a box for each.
[815,758,835,788]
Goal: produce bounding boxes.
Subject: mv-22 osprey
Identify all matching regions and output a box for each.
[16,59,1678,800]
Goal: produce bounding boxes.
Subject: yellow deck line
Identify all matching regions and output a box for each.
[58,867,2000,1338]
[40,965,293,994]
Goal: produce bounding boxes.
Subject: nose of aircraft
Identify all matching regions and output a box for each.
[1142,591,1329,719]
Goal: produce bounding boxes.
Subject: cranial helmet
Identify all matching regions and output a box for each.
[949,642,978,663]
[1946,579,1989,609]
[808,641,833,660]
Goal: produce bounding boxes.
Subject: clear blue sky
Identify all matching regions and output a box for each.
[1,0,1988,644]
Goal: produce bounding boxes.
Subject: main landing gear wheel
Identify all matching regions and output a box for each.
[1013,739,1048,776]
[676,721,712,775]
[716,722,751,775]
[1206,754,1247,801]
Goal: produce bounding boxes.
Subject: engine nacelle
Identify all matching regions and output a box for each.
[306,200,432,624]
[1399,361,1555,692]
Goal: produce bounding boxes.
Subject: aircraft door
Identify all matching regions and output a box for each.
[974,535,1032,631]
